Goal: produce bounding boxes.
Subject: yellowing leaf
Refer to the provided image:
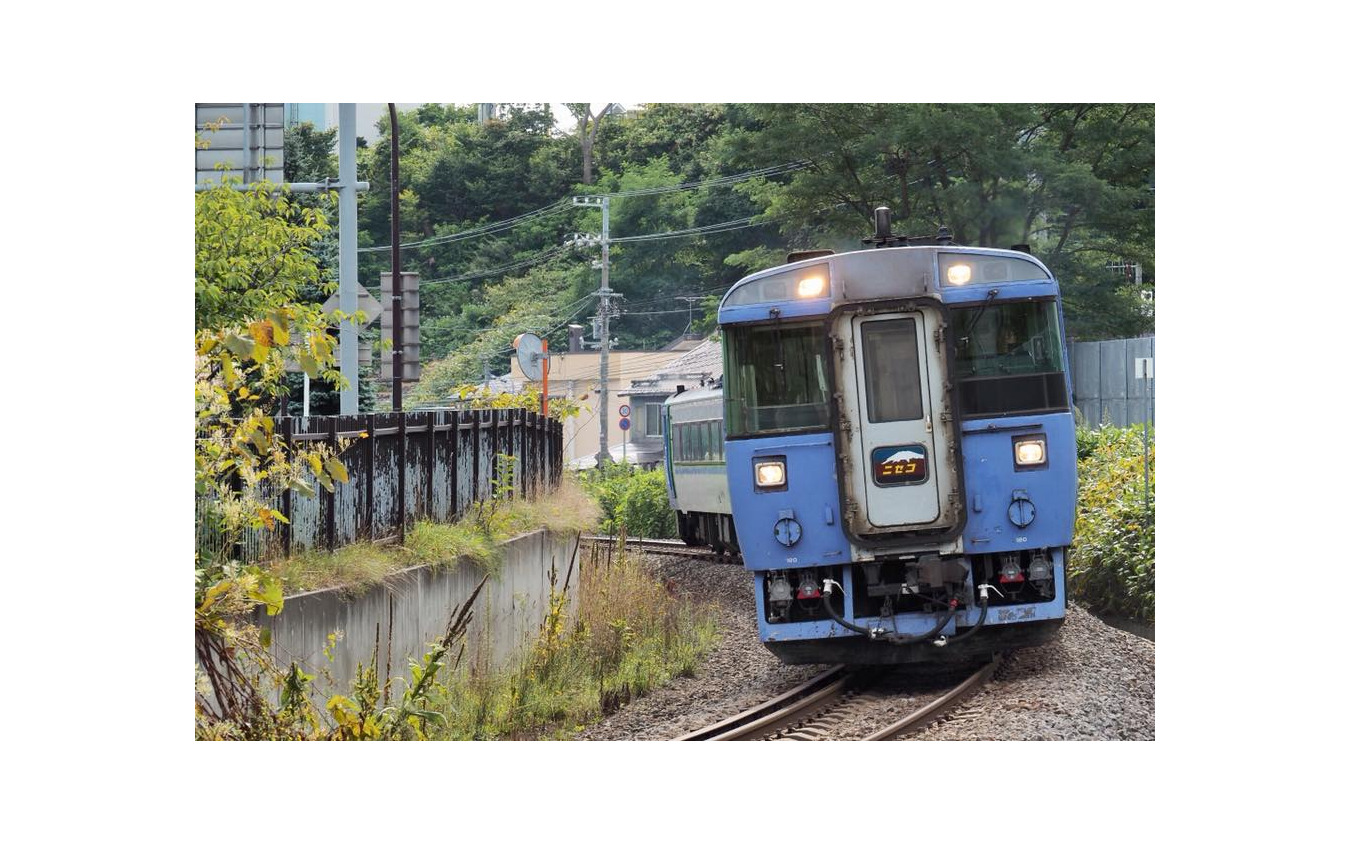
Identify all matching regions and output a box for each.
[224,334,254,358]
[324,457,349,484]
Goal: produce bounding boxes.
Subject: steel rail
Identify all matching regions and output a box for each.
[862,655,1002,741]
[580,535,738,561]
[675,666,848,741]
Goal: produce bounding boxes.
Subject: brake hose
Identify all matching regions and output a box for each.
[935,584,997,646]
[821,579,957,646]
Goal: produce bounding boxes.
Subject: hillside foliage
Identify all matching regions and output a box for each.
[286,103,1152,392]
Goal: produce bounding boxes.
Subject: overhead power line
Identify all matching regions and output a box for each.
[610,216,771,244]
[357,161,807,255]
[594,161,810,199]
[358,199,573,254]
[418,245,571,287]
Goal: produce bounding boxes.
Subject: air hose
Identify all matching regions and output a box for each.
[821,579,957,646]
[935,584,995,646]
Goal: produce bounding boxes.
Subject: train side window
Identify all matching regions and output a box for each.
[861,319,924,423]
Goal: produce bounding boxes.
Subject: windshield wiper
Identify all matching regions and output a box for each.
[965,287,1000,335]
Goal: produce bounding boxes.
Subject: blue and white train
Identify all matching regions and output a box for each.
[666,209,1077,663]
[664,385,737,553]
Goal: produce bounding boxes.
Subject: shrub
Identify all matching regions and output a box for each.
[1070,425,1155,621]
[577,464,677,539]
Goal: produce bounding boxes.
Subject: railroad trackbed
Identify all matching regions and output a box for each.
[580,535,740,563]
[675,656,1002,741]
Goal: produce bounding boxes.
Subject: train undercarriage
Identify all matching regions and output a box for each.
[754,548,1067,664]
[677,511,739,554]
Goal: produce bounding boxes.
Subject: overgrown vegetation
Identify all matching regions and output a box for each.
[194,158,359,738]
[1070,425,1155,621]
[426,538,718,739]
[577,463,678,539]
[268,472,599,595]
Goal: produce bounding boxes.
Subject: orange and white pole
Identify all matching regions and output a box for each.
[541,339,549,418]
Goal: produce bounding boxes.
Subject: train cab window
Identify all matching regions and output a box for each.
[952,299,1069,417]
[725,322,831,437]
[861,319,924,422]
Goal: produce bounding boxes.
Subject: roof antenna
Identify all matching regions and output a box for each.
[863,206,904,248]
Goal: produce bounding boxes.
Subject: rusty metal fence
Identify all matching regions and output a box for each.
[197,409,563,563]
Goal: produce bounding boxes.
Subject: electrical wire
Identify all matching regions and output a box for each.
[416,245,573,287]
[357,160,808,256]
[358,199,572,254]
[610,216,771,244]
[595,161,810,198]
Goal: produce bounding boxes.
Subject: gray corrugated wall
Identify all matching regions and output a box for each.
[1068,336,1155,428]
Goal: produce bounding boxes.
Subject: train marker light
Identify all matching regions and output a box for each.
[755,459,787,489]
[946,263,973,285]
[796,274,826,298]
[1013,436,1047,467]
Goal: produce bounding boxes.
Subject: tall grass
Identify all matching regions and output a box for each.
[427,540,718,739]
[267,475,600,595]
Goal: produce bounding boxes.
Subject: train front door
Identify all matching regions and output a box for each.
[836,310,961,537]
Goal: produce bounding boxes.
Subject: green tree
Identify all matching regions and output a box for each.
[195,177,357,737]
[716,103,1154,339]
[283,122,337,183]
[407,261,593,405]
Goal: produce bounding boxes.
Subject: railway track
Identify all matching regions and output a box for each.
[579,534,739,562]
[674,655,1002,741]
[675,666,850,740]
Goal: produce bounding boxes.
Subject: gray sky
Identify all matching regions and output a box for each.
[351,103,583,140]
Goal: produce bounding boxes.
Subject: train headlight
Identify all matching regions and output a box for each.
[796,274,827,298]
[946,263,973,285]
[1013,436,1047,468]
[754,459,787,489]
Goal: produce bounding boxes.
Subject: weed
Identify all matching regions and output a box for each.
[426,541,717,740]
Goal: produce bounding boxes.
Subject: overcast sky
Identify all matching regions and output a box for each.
[351,103,585,140]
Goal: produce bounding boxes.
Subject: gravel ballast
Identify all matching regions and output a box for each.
[577,550,1154,741]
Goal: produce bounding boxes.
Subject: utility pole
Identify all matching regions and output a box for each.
[389,104,403,412]
[572,195,615,464]
[677,296,702,336]
[338,103,360,414]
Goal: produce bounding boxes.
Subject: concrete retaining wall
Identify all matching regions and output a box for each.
[253,529,579,702]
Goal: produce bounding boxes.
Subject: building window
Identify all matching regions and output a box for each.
[646,403,662,436]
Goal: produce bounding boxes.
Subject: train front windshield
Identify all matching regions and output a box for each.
[952,299,1069,418]
[724,322,831,437]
